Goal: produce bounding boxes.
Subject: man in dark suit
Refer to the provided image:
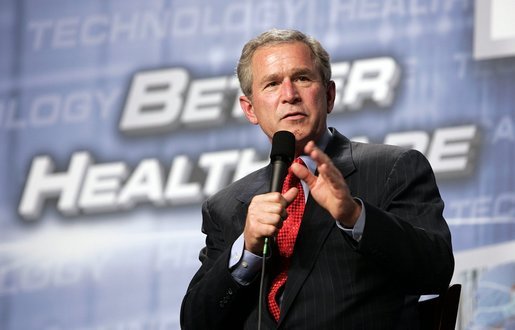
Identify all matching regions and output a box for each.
[180,29,454,329]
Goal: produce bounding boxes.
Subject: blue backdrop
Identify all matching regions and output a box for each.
[1,0,514,329]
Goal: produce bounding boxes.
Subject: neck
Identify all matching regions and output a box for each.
[295,128,331,157]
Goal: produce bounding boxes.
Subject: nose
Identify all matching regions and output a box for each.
[280,79,300,104]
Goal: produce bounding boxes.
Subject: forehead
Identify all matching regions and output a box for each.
[251,42,316,76]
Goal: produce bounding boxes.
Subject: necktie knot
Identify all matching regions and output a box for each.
[282,158,306,194]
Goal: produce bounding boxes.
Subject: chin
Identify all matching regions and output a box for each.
[290,129,305,139]
[291,128,317,141]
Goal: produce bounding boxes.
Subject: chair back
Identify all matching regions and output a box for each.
[419,284,461,330]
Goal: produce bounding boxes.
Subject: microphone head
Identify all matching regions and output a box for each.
[270,131,296,165]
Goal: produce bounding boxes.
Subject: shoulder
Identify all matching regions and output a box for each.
[350,140,432,176]
[351,140,410,161]
[329,127,431,170]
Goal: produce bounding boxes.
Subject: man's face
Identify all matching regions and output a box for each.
[239,42,336,154]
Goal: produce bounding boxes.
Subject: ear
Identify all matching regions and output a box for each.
[239,95,259,125]
[326,80,336,114]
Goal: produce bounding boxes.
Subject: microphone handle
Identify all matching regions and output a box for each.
[270,160,289,193]
[263,237,270,256]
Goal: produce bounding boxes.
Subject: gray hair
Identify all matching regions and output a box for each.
[236,29,332,98]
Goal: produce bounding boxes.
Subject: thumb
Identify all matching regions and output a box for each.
[282,187,299,207]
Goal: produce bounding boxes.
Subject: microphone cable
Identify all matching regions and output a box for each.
[257,239,270,330]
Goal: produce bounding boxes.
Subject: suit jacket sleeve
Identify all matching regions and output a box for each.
[352,147,454,294]
[180,192,260,329]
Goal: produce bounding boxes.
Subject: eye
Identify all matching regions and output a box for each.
[265,81,279,89]
[295,75,311,83]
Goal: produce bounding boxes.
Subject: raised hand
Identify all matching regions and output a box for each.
[292,141,361,228]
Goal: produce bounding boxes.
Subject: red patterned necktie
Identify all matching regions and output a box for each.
[268,158,306,322]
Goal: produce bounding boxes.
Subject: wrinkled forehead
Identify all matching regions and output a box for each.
[250,42,317,77]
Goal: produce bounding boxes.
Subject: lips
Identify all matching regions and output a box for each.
[282,112,307,120]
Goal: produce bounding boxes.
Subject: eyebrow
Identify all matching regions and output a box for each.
[259,67,317,85]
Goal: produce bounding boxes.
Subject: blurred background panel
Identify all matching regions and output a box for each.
[0,0,514,329]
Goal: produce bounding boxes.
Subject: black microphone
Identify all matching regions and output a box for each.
[269,131,296,192]
[263,131,296,255]
[258,131,296,330]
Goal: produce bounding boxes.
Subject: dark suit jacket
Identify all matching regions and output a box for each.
[180,128,454,329]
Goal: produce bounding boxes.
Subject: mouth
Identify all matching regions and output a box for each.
[282,112,307,121]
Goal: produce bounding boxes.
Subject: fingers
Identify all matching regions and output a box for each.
[304,141,343,185]
[297,141,357,224]
[290,141,344,192]
[258,189,298,213]
[291,161,315,186]
[282,187,299,206]
[304,141,332,169]
[247,193,285,227]
[243,190,298,254]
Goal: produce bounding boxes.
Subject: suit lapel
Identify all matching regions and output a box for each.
[236,165,271,203]
[277,128,357,325]
[277,196,335,325]
[325,127,357,179]
[231,165,271,234]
